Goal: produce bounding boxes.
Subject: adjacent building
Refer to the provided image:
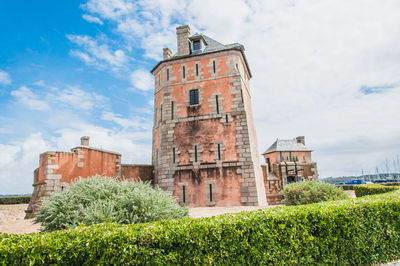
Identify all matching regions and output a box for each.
[262,136,318,204]
[25,137,153,218]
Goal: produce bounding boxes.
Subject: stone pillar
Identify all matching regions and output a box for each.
[163,48,172,60]
[176,25,190,56]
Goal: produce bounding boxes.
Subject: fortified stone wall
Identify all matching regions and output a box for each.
[152,27,267,207]
[26,138,153,219]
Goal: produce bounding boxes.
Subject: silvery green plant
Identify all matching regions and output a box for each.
[35,176,189,232]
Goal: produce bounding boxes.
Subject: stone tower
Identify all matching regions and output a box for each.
[151,25,266,207]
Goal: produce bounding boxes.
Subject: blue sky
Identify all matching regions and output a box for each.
[1,0,399,194]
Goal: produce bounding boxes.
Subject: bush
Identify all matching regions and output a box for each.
[0,196,31,205]
[1,190,400,265]
[354,184,400,197]
[35,176,188,232]
[280,181,349,206]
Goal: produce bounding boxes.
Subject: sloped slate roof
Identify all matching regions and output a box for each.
[152,33,251,76]
[190,34,243,54]
[263,139,311,154]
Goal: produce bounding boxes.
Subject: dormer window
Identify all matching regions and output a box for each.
[190,35,206,54]
[193,40,201,51]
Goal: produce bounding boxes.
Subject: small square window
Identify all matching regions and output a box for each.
[190,89,199,105]
[193,40,201,50]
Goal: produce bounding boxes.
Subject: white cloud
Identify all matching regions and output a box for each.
[82,0,135,20]
[101,111,152,130]
[67,34,129,71]
[52,86,106,110]
[82,14,104,25]
[130,69,153,91]
[11,86,50,110]
[0,70,11,85]
[0,133,52,194]
[33,80,45,86]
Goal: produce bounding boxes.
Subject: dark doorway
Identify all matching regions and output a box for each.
[287,176,296,184]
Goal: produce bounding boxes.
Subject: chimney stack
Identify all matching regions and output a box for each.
[163,47,172,60]
[81,136,90,146]
[176,25,191,56]
[296,136,305,145]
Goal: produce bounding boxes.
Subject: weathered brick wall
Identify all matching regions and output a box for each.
[26,146,121,219]
[121,164,154,183]
[152,45,267,207]
[174,167,242,207]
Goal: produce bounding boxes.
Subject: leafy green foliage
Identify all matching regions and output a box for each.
[0,196,30,204]
[354,184,400,197]
[35,176,188,232]
[280,181,349,206]
[1,190,400,265]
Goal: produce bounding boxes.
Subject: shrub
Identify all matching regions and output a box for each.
[1,190,400,265]
[354,184,400,197]
[0,196,31,205]
[35,176,188,232]
[280,181,349,206]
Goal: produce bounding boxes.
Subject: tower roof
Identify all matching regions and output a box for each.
[263,138,311,154]
[151,32,251,77]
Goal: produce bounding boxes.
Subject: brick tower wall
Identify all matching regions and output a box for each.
[152,48,266,207]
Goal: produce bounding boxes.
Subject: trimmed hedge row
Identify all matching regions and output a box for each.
[337,184,355,190]
[0,196,31,205]
[1,191,400,265]
[354,184,400,197]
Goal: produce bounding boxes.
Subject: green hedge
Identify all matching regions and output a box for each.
[337,184,355,190]
[354,184,400,197]
[0,196,31,205]
[1,191,400,265]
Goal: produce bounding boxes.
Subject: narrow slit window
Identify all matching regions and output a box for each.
[216,95,219,114]
[268,181,272,191]
[160,104,163,122]
[225,114,228,123]
[240,89,244,103]
[171,101,174,120]
[158,74,160,86]
[166,69,169,81]
[182,185,186,203]
[172,147,176,163]
[209,184,213,202]
[217,144,221,160]
[194,145,198,162]
[196,64,199,76]
[189,89,199,105]
[182,66,186,78]
[213,61,216,73]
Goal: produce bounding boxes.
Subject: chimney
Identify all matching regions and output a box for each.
[163,47,172,60]
[296,136,305,145]
[81,136,90,146]
[176,25,191,56]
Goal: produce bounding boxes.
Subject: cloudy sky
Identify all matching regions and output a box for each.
[1,0,399,194]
